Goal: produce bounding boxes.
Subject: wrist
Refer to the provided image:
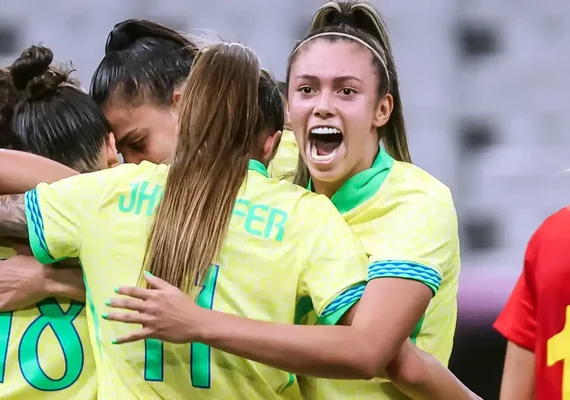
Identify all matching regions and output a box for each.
[189,306,221,344]
[42,266,65,297]
[41,266,60,296]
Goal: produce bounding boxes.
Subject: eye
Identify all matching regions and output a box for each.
[341,88,356,96]
[299,86,313,94]
[129,138,146,152]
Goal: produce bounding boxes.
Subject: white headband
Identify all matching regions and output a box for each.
[293,32,389,85]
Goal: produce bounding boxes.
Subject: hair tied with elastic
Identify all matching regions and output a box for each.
[105,20,140,53]
[10,45,68,101]
[105,19,192,54]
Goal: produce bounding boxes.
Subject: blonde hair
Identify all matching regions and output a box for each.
[143,43,261,290]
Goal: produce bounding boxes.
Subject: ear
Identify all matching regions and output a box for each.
[373,93,393,129]
[105,133,121,168]
[172,86,183,109]
[261,130,283,166]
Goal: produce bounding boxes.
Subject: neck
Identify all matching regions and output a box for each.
[312,178,344,199]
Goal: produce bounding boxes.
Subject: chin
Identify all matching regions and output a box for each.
[307,164,345,185]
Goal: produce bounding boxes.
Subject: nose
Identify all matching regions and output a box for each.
[313,91,335,119]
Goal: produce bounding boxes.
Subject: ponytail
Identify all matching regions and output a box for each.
[144,43,261,289]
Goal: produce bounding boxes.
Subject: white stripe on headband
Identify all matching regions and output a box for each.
[293,32,389,83]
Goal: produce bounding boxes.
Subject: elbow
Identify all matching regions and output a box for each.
[352,350,393,380]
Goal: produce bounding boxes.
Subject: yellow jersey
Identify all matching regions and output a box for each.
[300,149,461,400]
[268,129,298,181]
[0,247,15,259]
[0,253,96,399]
[24,160,370,400]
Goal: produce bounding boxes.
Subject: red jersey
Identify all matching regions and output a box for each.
[495,207,570,400]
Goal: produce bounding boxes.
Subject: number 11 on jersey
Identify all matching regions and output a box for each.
[144,265,220,388]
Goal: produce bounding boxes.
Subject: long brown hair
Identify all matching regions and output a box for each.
[288,0,411,187]
[143,43,262,290]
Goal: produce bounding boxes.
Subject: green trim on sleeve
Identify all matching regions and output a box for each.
[368,260,442,296]
[410,314,426,344]
[25,189,58,265]
[318,283,365,325]
[318,301,357,326]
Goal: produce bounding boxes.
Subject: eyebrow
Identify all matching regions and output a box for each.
[117,128,140,147]
[295,74,363,84]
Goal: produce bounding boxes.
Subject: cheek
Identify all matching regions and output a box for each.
[287,101,311,130]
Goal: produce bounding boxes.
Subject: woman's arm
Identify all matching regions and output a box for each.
[108,275,478,399]
[0,256,85,311]
[108,276,430,379]
[388,341,482,400]
[0,149,77,194]
[201,278,432,378]
[499,341,535,400]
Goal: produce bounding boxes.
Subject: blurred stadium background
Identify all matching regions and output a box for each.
[2,0,570,397]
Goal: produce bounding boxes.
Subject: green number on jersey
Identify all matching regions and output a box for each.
[0,298,85,391]
[144,265,220,388]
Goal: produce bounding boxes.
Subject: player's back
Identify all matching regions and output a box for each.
[300,150,461,399]
[47,160,368,399]
[0,250,96,399]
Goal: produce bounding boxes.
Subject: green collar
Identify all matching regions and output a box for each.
[308,148,394,214]
[248,159,269,178]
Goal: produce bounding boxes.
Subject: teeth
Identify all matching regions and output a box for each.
[311,127,341,135]
[310,142,339,162]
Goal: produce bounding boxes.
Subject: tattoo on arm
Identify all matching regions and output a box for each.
[0,194,28,238]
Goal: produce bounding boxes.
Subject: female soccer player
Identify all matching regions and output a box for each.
[494,208,570,400]
[105,1,466,399]
[0,45,118,399]
[0,42,378,399]
[90,18,292,180]
[89,19,198,165]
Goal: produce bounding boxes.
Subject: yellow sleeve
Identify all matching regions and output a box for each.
[368,189,459,295]
[296,195,369,326]
[268,129,298,181]
[24,172,103,264]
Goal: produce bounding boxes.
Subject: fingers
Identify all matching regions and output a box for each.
[107,296,146,312]
[143,271,172,290]
[116,285,152,300]
[112,327,155,344]
[103,310,146,325]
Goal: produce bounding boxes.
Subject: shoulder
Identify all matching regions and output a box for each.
[527,207,570,256]
[380,161,456,220]
[82,161,168,187]
[534,207,570,239]
[391,161,453,199]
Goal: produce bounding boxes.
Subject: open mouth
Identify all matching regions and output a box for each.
[309,126,344,162]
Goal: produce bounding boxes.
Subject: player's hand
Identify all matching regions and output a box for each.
[104,272,206,344]
[0,255,53,310]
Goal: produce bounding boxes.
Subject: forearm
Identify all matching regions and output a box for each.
[45,264,86,302]
[198,309,385,379]
[0,149,77,194]
[388,343,481,400]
